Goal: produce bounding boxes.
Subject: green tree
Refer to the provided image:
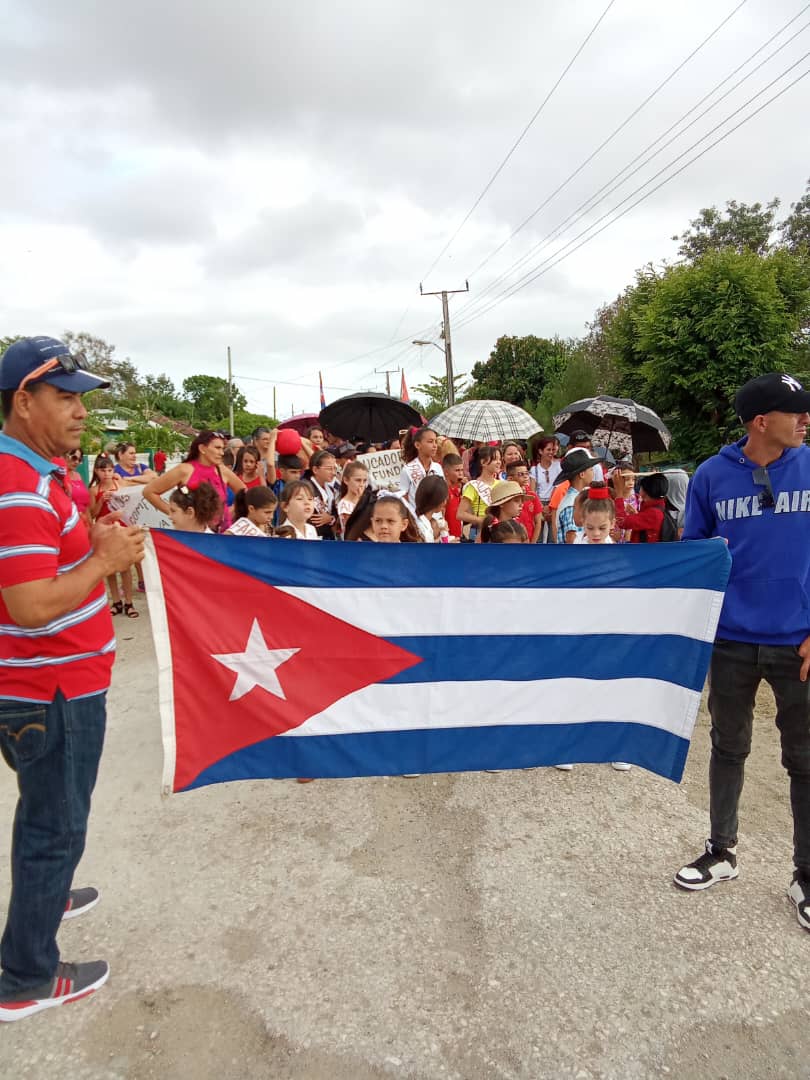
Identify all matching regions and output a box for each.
[531,344,613,434]
[673,199,780,261]
[119,418,189,453]
[608,248,810,460]
[62,331,141,403]
[0,335,23,355]
[182,375,247,427]
[136,374,184,419]
[411,373,469,418]
[215,409,278,437]
[779,178,810,252]
[469,335,569,404]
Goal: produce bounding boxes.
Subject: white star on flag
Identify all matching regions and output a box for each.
[211,619,299,702]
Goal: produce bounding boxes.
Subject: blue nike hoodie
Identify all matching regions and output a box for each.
[683,437,810,645]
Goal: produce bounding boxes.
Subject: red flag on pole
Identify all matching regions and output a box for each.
[319,372,326,410]
[400,370,410,403]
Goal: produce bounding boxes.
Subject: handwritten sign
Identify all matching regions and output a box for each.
[108,488,172,530]
[356,449,403,491]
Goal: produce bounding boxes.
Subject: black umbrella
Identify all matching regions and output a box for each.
[319,392,423,442]
[553,395,671,455]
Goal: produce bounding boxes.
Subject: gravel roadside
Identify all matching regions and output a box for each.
[1,610,808,1079]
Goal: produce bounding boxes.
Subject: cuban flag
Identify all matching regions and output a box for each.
[319,371,326,410]
[143,532,730,794]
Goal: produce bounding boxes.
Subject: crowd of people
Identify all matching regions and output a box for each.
[67,425,689,618]
[0,334,809,1027]
[87,424,689,557]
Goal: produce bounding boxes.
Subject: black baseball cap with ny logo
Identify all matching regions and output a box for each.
[734,372,810,423]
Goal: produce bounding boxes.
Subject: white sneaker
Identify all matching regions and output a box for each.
[674,840,738,891]
[554,764,574,771]
[611,762,632,771]
[788,872,810,931]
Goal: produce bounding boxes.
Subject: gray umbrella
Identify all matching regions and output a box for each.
[553,395,671,455]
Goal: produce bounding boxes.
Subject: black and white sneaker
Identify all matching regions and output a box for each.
[674,840,738,891]
[788,871,810,931]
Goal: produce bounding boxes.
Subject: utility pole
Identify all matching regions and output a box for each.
[375,365,400,396]
[419,281,469,407]
[226,345,234,436]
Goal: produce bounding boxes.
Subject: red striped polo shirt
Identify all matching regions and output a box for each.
[0,435,115,702]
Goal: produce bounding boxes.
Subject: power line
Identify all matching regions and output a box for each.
[454,21,810,326]
[452,60,810,330]
[235,373,367,393]
[418,0,618,285]
[461,0,751,288]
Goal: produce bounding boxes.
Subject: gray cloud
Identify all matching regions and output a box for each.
[207,197,368,275]
[1,0,808,419]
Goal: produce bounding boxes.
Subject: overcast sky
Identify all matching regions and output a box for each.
[1,0,807,420]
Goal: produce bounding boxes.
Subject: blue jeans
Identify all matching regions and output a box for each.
[708,641,810,874]
[0,691,106,993]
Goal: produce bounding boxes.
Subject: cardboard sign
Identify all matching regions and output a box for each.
[355,449,404,491]
[108,488,173,530]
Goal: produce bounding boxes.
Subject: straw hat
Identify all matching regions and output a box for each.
[487,480,525,508]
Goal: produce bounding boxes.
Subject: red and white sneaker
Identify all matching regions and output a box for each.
[0,960,109,1022]
[62,887,99,921]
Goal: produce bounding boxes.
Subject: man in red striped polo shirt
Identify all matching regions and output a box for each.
[0,337,144,1022]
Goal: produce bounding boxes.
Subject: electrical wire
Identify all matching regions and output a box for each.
[454,11,810,324]
[452,60,810,330]
[462,0,752,288]
[418,0,618,285]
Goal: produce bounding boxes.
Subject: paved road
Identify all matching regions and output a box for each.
[1,612,808,1079]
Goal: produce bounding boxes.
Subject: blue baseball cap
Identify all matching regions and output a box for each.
[0,336,110,393]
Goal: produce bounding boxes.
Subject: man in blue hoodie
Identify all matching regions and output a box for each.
[674,372,810,933]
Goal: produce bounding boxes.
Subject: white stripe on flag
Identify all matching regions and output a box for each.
[142,538,177,796]
[280,677,701,741]
[278,587,722,642]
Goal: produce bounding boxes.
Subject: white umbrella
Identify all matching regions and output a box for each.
[430,400,542,442]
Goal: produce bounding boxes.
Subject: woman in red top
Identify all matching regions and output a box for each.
[234,446,266,489]
[65,448,91,522]
[615,472,669,543]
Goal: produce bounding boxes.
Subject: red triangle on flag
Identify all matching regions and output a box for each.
[152,534,422,790]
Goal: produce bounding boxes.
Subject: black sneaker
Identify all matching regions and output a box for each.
[674,840,738,891]
[788,871,810,931]
[62,887,99,921]
[0,960,109,1022]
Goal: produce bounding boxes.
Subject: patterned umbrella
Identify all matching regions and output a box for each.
[430,400,542,443]
[553,395,670,455]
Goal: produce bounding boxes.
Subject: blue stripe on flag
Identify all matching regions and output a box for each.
[181,721,690,790]
[158,531,731,592]
[381,634,710,691]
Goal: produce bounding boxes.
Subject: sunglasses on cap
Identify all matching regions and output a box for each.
[18,352,85,393]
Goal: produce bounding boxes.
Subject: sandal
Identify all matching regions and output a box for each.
[123,603,139,619]
[110,601,124,616]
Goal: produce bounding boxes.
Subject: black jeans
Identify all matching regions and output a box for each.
[708,640,810,874]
